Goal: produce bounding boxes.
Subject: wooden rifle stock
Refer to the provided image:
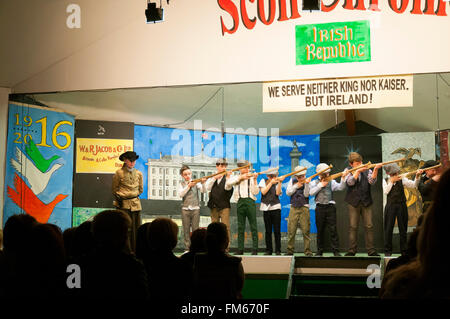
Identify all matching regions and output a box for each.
[191,163,251,183]
[400,163,442,178]
[253,167,279,177]
[366,158,406,169]
[325,162,372,181]
[278,166,308,180]
[306,164,333,181]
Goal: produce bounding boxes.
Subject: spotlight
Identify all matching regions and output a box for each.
[145,1,164,23]
[302,0,321,11]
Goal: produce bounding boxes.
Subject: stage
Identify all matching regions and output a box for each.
[236,253,396,299]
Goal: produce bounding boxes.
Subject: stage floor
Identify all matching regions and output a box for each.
[175,251,401,258]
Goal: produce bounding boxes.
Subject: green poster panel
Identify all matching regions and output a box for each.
[72,207,107,227]
[296,20,371,65]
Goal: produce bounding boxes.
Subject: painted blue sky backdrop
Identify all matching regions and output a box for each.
[134,125,320,233]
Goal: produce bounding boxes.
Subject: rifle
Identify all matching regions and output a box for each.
[277,166,308,180]
[325,162,372,181]
[366,158,406,169]
[252,167,279,177]
[191,163,251,183]
[400,163,442,178]
[306,164,333,181]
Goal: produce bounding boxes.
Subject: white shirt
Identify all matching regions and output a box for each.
[258,179,282,211]
[178,180,206,210]
[205,174,231,192]
[309,178,347,205]
[227,174,259,201]
[347,169,377,186]
[382,176,419,195]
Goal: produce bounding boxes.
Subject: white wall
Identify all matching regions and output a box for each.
[0,87,11,228]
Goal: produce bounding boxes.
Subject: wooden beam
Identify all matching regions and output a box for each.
[344,110,356,136]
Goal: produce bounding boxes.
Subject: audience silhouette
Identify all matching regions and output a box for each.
[141,217,192,300]
[0,214,38,297]
[180,228,207,270]
[380,168,450,298]
[192,222,245,299]
[76,210,149,299]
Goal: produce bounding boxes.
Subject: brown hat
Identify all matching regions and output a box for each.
[119,151,139,161]
[422,160,439,169]
[237,159,250,167]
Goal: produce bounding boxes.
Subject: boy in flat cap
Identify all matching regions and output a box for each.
[259,167,285,255]
[382,163,421,256]
[205,158,234,247]
[417,160,442,214]
[309,163,348,256]
[112,151,143,252]
[226,160,260,255]
[286,166,312,256]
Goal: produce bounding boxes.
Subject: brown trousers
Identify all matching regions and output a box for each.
[123,209,141,253]
[287,206,312,254]
[210,208,231,248]
[347,204,375,254]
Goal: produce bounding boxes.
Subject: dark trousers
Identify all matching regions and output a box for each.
[237,198,258,251]
[123,209,141,253]
[315,204,339,253]
[263,209,281,253]
[384,201,408,254]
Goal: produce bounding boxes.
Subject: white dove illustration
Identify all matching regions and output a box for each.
[10,147,63,195]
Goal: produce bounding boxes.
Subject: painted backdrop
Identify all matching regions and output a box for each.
[2,103,74,230]
[134,125,319,235]
[381,131,435,228]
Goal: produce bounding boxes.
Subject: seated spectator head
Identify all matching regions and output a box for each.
[62,227,76,258]
[189,228,207,254]
[135,222,151,260]
[30,223,66,270]
[147,218,178,253]
[206,222,229,253]
[72,220,94,258]
[417,168,450,276]
[3,214,37,257]
[92,210,131,251]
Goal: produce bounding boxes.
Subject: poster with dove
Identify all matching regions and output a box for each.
[3,102,74,230]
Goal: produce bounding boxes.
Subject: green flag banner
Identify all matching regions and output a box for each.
[296,20,371,65]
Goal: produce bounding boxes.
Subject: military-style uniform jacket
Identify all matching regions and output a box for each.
[112,166,144,212]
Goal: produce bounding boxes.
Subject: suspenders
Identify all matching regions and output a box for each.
[238,179,251,198]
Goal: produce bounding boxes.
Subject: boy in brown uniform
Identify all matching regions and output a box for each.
[112,151,143,252]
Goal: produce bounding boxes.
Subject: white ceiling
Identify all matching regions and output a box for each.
[1,0,449,135]
[30,73,450,135]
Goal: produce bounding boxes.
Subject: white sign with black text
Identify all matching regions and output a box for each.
[263,75,413,112]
